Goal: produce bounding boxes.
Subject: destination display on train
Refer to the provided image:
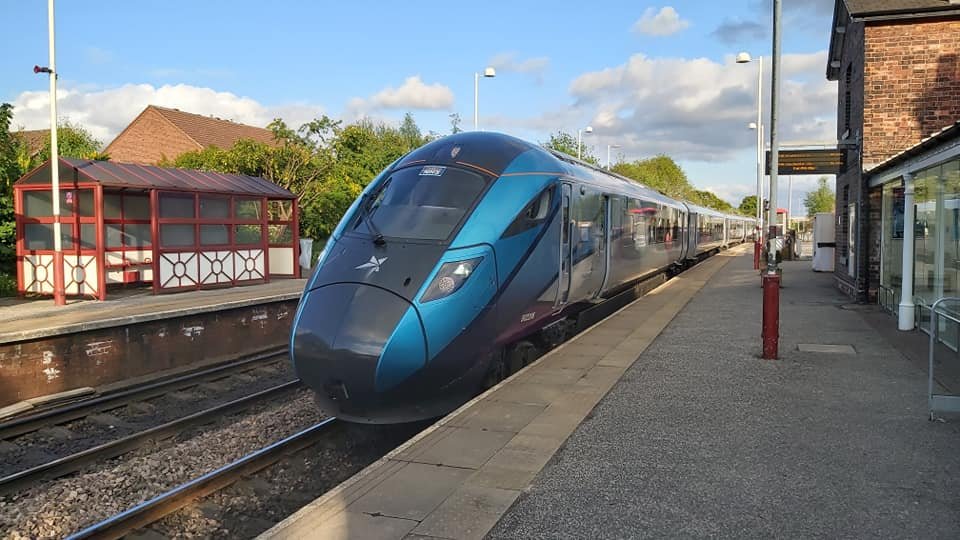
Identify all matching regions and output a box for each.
[764,149,845,175]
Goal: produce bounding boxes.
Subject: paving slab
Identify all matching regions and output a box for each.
[488,254,960,539]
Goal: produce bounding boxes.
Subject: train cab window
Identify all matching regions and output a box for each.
[354,166,489,241]
[502,188,553,238]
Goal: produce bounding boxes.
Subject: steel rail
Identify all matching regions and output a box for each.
[0,379,301,496]
[67,418,339,540]
[0,346,288,440]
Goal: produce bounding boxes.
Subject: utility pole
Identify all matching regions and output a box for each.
[761,0,783,359]
[47,0,65,305]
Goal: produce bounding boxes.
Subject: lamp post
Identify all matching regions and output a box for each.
[577,126,593,160]
[37,0,65,305]
[606,144,621,170]
[737,52,764,271]
[473,67,496,131]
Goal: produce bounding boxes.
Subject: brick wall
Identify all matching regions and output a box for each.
[863,20,960,168]
[105,108,200,165]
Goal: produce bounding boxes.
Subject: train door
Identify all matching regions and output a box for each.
[555,182,573,308]
[598,195,615,296]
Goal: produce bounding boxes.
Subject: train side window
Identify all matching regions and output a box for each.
[501,187,553,239]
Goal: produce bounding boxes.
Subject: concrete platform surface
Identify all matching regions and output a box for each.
[258,245,748,540]
[489,256,960,539]
[0,279,306,343]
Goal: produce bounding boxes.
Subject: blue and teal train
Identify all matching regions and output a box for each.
[291,132,753,423]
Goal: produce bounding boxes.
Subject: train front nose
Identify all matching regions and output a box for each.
[292,283,427,423]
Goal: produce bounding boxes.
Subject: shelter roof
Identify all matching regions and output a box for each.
[16,157,296,199]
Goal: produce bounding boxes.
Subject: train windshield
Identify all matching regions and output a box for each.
[354,165,488,241]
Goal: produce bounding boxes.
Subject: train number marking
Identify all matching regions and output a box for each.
[521,312,536,322]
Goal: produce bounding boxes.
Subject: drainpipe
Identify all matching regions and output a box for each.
[898,172,916,331]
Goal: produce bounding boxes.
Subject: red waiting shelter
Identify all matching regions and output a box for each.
[14,158,300,300]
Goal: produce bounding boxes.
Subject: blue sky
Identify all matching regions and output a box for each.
[0,0,838,209]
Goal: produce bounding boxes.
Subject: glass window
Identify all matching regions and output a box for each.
[76,190,95,217]
[106,224,124,248]
[236,199,262,220]
[105,193,123,219]
[235,224,262,244]
[80,224,97,249]
[268,200,292,221]
[200,197,230,219]
[353,166,489,241]
[160,224,195,247]
[200,224,229,245]
[268,224,293,245]
[24,223,54,250]
[125,195,150,220]
[23,191,53,217]
[159,193,195,218]
[126,224,152,247]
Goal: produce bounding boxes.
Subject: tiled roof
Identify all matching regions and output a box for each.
[16,157,296,199]
[844,0,960,16]
[14,129,49,156]
[149,105,277,149]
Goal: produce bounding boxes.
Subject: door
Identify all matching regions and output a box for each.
[556,182,573,307]
[598,195,614,296]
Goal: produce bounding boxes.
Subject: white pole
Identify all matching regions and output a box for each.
[787,175,793,225]
[473,72,479,131]
[756,57,764,239]
[48,0,65,305]
[898,173,916,330]
[767,0,782,273]
[577,129,582,160]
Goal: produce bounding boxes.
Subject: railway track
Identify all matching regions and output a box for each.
[0,346,288,440]
[67,418,341,540]
[0,380,302,495]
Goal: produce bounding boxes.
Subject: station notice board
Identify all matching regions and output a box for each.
[765,149,845,175]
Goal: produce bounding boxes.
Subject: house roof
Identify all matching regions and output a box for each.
[16,157,296,199]
[827,0,960,80]
[14,129,49,157]
[148,105,277,149]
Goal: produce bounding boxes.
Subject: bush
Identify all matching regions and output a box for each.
[0,272,16,297]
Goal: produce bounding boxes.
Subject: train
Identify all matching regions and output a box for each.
[291,132,754,424]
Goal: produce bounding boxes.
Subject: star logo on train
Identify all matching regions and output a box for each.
[355,256,388,272]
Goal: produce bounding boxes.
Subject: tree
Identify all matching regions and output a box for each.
[691,190,735,213]
[804,177,836,217]
[612,155,690,199]
[541,131,598,165]
[449,113,462,134]
[34,121,106,162]
[739,195,758,217]
[0,104,21,281]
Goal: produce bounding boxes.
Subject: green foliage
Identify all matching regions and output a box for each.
[35,120,106,162]
[804,176,836,217]
[0,103,23,275]
[612,155,738,213]
[541,131,599,165]
[0,272,15,296]
[690,190,735,213]
[739,195,758,217]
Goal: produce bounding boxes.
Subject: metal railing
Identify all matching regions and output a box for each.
[877,284,898,314]
[926,297,960,420]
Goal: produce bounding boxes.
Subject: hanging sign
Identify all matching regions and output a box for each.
[765,149,845,175]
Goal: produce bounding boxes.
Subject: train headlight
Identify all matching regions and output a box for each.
[421,257,483,302]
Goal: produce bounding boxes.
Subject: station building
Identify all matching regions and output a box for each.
[826,0,960,337]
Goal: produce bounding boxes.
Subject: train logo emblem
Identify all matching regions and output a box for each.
[355,256,388,272]
[450,146,461,158]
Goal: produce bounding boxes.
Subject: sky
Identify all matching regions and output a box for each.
[0,0,838,212]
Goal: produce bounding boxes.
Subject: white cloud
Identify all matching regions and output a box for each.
[349,76,454,116]
[632,7,690,37]
[9,83,324,146]
[565,50,836,161]
[488,52,550,83]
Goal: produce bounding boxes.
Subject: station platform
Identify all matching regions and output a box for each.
[0,279,306,410]
[260,246,960,540]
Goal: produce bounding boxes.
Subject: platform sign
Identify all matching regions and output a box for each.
[765,149,845,175]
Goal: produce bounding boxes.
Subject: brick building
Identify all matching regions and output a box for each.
[827,0,960,301]
[104,105,277,165]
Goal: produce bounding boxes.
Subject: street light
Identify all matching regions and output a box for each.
[577,126,593,160]
[38,0,65,306]
[606,144,621,170]
[473,66,496,130]
[737,51,765,271]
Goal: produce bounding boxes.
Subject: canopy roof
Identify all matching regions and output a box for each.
[16,157,295,199]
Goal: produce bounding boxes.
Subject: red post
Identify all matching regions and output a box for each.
[761,272,780,359]
[753,240,761,270]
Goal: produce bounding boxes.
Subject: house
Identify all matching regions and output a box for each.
[104,105,277,165]
[826,0,960,302]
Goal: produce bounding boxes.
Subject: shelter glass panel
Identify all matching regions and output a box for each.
[160,193,195,219]
[235,224,262,244]
[200,224,229,245]
[126,224,152,247]
[880,182,904,312]
[125,194,150,220]
[268,224,293,245]
[236,199,262,220]
[80,224,96,249]
[268,200,293,221]
[106,224,124,248]
[23,191,53,217]
[160,224,195,247]
[200,196,230,219]
[104,193,123,219]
